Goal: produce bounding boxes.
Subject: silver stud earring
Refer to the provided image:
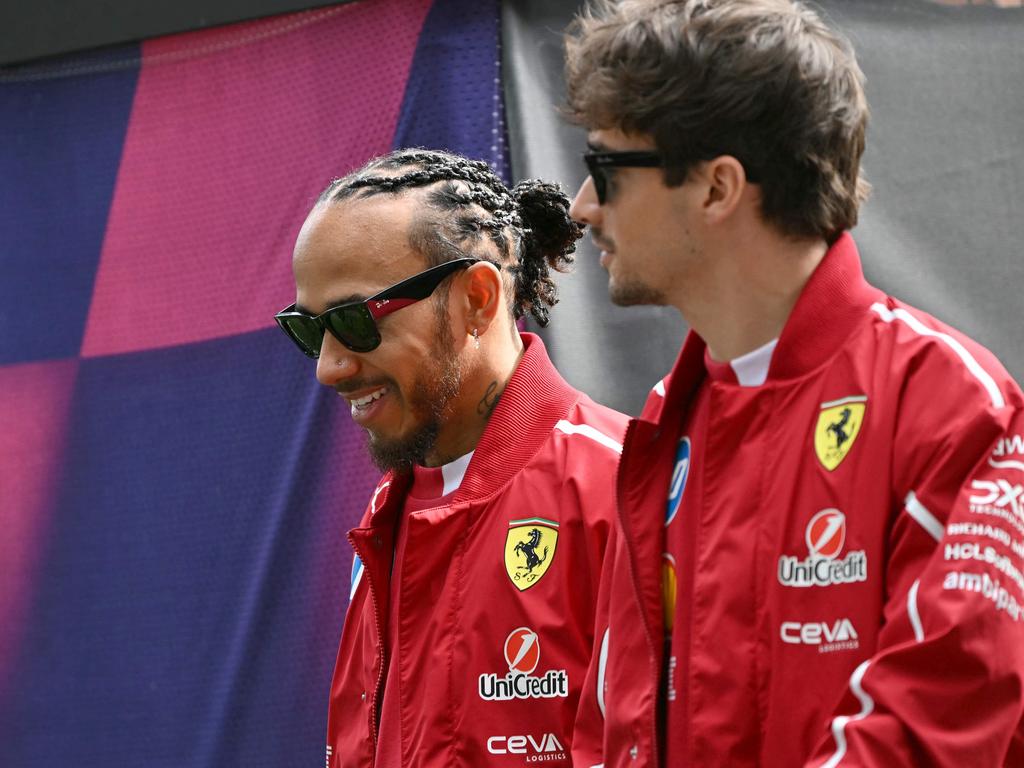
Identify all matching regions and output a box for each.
[473,328,480,350]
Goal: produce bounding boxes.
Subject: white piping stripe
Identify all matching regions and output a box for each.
[653,379,666,397]
[554,420,623,455]
[369,480,390,516]
[904,491,944,542]
[990,457,1024,472]
[821,660,875,768]
[871,303,1004,409]
[908,579,925,642]
[821,395,868,409]
[596,628,610,718]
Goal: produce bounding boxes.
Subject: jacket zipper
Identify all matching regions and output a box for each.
[348,532,388,759]
[616,419,664,765]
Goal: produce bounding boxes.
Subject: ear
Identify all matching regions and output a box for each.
[456,261,504,337]
[696,155,748,225]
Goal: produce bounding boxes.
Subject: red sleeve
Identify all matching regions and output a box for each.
[806,382,1024,766]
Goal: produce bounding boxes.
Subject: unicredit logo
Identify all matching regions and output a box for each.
[806,508,846,558]
[778,509,867,588]
[505,627,541,674]
[479,627,569,701]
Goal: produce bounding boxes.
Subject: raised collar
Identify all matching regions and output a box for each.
[656,233,882,421]
[767,232,881,380]
[454,332,579,500]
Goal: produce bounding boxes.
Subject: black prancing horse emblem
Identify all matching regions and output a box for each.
[826,407,852,449]
[514,528,549,573]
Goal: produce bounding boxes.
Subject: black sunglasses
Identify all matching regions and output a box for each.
[584,150,760,204]
[583,150,665,204]
[275,257,488,357]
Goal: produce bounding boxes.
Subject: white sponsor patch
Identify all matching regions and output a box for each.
[780,618,859,653]
[486,733,567,762]
[943,542,1024,595]
[993,434,1024,459]
[778,509,868,588]
[943,570,1023,621]
[479,628,569,701]
[946,521,1012,547]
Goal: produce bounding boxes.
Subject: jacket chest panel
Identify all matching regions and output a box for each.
[678,369,897,762]
[391,487,588,764]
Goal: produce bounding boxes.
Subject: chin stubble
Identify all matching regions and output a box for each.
[365,316,462,473]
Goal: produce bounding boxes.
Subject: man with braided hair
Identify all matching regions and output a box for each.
[275,148,627,767]
[561,1,1024,766]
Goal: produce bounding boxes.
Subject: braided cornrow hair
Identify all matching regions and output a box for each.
[317,149,582,326]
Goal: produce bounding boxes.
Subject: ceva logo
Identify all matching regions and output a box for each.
[780,618,859,652]
[778,509,867,588]
[486,732,566,758]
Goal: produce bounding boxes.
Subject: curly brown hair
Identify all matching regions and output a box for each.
[564,0,870,242]
[319,149,581,326]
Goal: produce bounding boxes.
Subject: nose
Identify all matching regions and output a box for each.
[569,175,601,227]
[315,333,362,387]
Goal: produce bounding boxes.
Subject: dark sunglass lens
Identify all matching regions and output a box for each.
[593,169,607,203]
[325,306,381,353]
[282,317,323,358]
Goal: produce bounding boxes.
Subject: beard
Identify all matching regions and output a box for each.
[365,315,462,473]
[593,228,667,307]
[609,277,666,307]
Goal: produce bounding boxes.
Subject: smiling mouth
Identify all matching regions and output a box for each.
[349,386,387,410]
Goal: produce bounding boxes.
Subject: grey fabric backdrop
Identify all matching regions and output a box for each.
[504,0,1023,416]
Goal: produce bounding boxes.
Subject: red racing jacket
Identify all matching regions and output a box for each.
[327,333,628,767]
[572,234,1024,767]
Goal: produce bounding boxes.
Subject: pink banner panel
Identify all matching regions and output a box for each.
[0,359,78,695]
[82,0,432,358]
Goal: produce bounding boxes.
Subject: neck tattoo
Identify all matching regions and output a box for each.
[477,380,501,417]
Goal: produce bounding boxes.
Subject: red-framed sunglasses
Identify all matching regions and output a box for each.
[275,257,489,357]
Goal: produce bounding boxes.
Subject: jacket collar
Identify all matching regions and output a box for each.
[768,232,882,380]
[656,233,881,421]
[455,332,579,500]
[366,332,579,517]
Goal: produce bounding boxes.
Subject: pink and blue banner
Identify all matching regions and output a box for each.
[0,1,507,764]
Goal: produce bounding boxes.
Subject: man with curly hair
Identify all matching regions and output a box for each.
[563,1,1024,765]
[276,149,627,767]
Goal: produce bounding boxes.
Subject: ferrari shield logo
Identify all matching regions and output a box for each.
[814,396,867,471]
[505,517,559,591]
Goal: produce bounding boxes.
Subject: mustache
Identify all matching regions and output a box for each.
[589,228,615,253]
[334,378,392,396]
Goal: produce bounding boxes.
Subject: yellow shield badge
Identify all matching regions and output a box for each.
[814,395,867,471]
[505,517,559,591]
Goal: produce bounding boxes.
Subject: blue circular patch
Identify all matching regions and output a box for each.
[665,437,691,526]
[349,554,365,601]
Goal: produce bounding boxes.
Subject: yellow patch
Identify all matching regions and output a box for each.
[814,396,867,471]
[662,553,677,632]
[505,518,559,591]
